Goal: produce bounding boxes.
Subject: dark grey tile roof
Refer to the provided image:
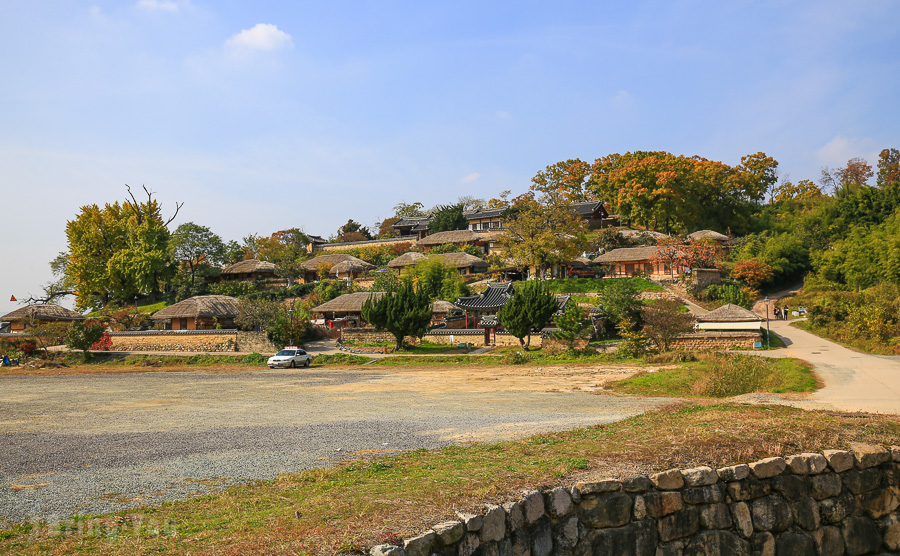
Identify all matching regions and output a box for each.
[456,282,514,310]
[465,208,506,220]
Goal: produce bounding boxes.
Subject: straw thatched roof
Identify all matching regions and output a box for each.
[222,259,276,275]
[151,295,240,321]
[330,259,376,276]
[618,229,669,243]
[696,304,762,323]
[563,256,594,268]
[300,253,363,271]
[430,252,489,270]
[1,304,85,322]
[432,300,460,314]
[416,229,483,247]
[312,292,386,314]
[593,246,672,263]
[387,252,427,268]
[688,230,730,242]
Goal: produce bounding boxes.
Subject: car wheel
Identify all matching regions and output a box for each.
[290,360,295,368]
[304,359,310,367]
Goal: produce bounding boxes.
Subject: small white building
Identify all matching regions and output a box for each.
[695,304,763,331]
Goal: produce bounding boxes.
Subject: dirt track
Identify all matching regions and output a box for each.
[0,363,672,523]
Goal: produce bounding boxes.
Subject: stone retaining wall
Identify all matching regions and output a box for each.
[108,330,237,352]
[370,444,900,556]
[672,331,761,350]
[235,331,277,354]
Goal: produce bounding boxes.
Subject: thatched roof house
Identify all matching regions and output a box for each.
[593,246,683,278]
[687,230,730,243]
[329,259,375,279]
[1,304,85,332]
[151,295,240,330]
[432,300,461,314]
[415,229,485,251]
[430,252,489,274]
[617,229,669,245]
[696,304,762,331]
[300,254,368,282]
[311,292,387,321]
[387,252,427,270]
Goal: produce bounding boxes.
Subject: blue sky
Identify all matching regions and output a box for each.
[2,0,899,314]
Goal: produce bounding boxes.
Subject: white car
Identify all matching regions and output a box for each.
[267,347,312,368]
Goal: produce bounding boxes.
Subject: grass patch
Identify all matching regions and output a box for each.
[2,403,897,555]
[373,355,499,366]
[608,353,817,398]
[57,352,269,367]
[312,353,373,366]
[513,277,662,294]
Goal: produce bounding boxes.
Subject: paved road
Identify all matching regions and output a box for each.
[0,365,671,524]
[748,319,900,414]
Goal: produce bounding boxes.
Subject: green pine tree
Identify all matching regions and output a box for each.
[361,279,432,351]
[498,281,559,350]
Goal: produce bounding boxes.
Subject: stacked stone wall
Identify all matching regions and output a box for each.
[369,444,900,556]
[672,331,761,350]
[108,330,237,352]
[235,331,277,354]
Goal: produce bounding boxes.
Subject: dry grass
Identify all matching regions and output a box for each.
[2,403,899,555]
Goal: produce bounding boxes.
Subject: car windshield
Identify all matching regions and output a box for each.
[275,350,296,356]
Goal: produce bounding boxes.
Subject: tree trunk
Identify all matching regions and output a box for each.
[524,334,531,350]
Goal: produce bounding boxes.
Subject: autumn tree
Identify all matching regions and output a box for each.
[65,320,106,353]
[378,217,401,238]
[501,194,587,279]
[530,159,594,203]
[772,179,823,203]
[498,281,559,350]
[731,258,774,289]
[457,196,486,212]
[428,204,468,233]
[257,228,310,285]
[877,148,900,187]
[335,219,372,242]
[393,201,426,218]
[641,300,695,352]
[821,157,874,194]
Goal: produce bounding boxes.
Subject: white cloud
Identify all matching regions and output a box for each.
[136,0,180,13]
[225,24,293,52]
[460,173,480,184]
[612,90,634,108]
[495,111,513,120]
[815,135,878,167]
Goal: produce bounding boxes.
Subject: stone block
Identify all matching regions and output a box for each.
[522,490,545,525]
[575,479,620,495]
[841,515,881,556]
[503,500,525,531]
[880,512,900,551]
[633,495,647,520]
[810,472,843,500]
[841,468,882,494]
[479,505,506,543]
[823,449,854,473]
[403,531,435,556]
[775,532,815,555]
[717,463,750,482]
[591,520,657,556]
[812,526,844,556]
[849,442,891,469]
[622,476,653,493]
[651,468,685,490]
[657,508,700,542]
[456,512,482,532]
[510,529,530,556]
[749,531,774,556]
[552,516,580,549]
[370,544,404,556]
[577,492,633,529]
[790,497,820,531]
[892,446,900,462]
[683,530,749,555]
[531,519,552,556]
[769,474,811,502]
[750,495,793,532]
[642,491,684,518]
[856,486,900,519]
[655,540,686,556]
[682,466,718,487]
[699,503,732,530]
[786,452,829,475]
[457,532,480,556]
[726,478,771,501]
[684,484,724,505]
[819,491,856,524]
[731,502,754,538]
[748,457,786,479]
[545,486,573,518]
[432,521,465,546]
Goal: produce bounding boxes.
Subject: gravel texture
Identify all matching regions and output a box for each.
[0,366,669,524]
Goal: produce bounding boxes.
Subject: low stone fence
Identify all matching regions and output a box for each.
[108,330,238,352]
[672,331,762,350]
[369,443,900,556]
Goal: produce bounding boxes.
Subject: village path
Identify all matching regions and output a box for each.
[737,285,900,415]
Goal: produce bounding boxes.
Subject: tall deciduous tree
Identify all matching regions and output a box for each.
[501,195,587,279]
[170,222,226,288]
[877,148,900,187]
[498,281,558,350]
[361,280,432,350]
[336,219,372,242]
[530,159,594,203]
[641,300,695,352]
[257,228,310,285]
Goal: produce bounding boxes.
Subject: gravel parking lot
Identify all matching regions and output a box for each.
[0,364,672,523]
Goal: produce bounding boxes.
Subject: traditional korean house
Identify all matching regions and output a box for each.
[151,295,240,330]
[429,252,489,275]
[329,259,375,280]
[593,246,683,278]
[455,282,514,327]
[219,259,277,282]
[415,229,487,253]
[0,304,85,333]
[387,252,427,274]
[687,229,730,245]
[311,292,387,324]
[571,200,616,228]
[695,304,763,331]
[465,208,506,231]
[392,216,433,239]
[299,254,368,283]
